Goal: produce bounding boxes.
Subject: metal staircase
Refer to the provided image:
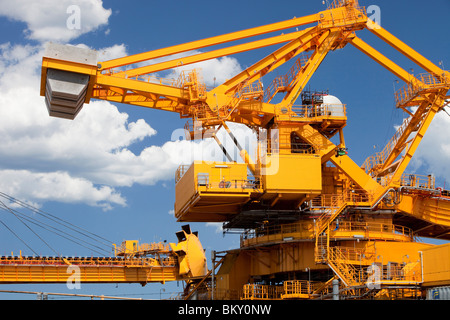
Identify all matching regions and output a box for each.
[264,55,310,103]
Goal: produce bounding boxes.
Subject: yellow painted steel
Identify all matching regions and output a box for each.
[0,227,207,285]
[0,257,178,285]
[422,243,450,287]
[175,161,253,222]
[34,0,450,299]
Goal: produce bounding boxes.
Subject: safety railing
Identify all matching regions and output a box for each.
[175,163,258,192]
[310,191,373,215]
[276,104,347,122]
[136,242,171,253]
[218,81,263,119]
[177,69,207,101]
[362,116,411,174]
[322,0,367,28]
[315,195,346,235]
[0,255,177,267]
[241,221,314,246]
[310,193,344,208]
[175,164,190,183]
[264,75,285,102]
[195,173,258,191]
[369,260,422,284]
[397,173,435,190]
[242,280,332,300]
[239,81,264,98]
[327,0,361,10]
[205,179,255,190]
[241,220,415,247]
[328,246,364,286]
[394,71,450,108]
[114,241,175,259]
[240,259,422,300]
[328,246,422,286]
[242,283,283,300]
[416,72,449,88]
[262,140,321,154]
[282,280,313,297]
[264,55,310,102]
[394,82,422,108]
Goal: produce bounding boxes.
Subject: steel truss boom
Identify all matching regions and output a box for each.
[40,1,448,194]
[33,0,450,296]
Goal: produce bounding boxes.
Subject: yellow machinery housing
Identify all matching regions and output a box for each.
[175,161,251,222]
[3,0,450,299]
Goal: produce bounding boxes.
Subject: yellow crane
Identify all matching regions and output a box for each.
[6,0,450,299]
[0,224,207,289]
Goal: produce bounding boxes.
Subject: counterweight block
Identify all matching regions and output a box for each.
[41,43,98,120]
[45,68,89,120]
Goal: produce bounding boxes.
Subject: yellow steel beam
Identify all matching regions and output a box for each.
[350,36,418,84]
[92,91,184,113]
[99,13,320,70]
[368,22,450,80]
[397,193,450,228]
[329,154,382,195]
[378,100,430,174]
[0,264,179,284]
[389,93,446,185]
[95,74,189,102]
[279,30,340,108]
[295,124,382,195]
[221,122,257,175]
[114,30,310,78]
[213,26,321,95]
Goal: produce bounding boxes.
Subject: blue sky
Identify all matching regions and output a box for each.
[0,0,449,299]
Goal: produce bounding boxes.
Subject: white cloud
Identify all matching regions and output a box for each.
[0,1,247,210]
[206,222,223,234]
[0,40,249,209]
[0,0,111,42]
[0,170,125,211]
[0,42,152,208]
[409,105,450,181]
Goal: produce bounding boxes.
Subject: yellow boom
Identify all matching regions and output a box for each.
[26,0,450,299]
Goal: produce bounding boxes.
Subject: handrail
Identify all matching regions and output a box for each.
[0,255,177,267]
[394,71,450,107]
[362,116,411,174]
[396,173,435,189]
[310,192,373,207]
[264,54,310,102]
[276,104,347,122]
[283,280,313,296]
[175,164,190,183]
[328,246,363,286]
[241,220,415,246]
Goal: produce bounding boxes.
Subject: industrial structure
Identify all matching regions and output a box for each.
[2,0,450,299]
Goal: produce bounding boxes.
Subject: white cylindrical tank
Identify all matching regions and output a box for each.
[321,95,345,117]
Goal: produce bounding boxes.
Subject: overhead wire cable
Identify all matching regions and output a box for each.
[0,203,110,256]
[0,199,60,257]
[0,192,113,246]
[0,191,113,245]
[0,217,38,256]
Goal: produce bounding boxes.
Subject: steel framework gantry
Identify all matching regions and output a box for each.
[41,0,449,202]
[24,0,450,299]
